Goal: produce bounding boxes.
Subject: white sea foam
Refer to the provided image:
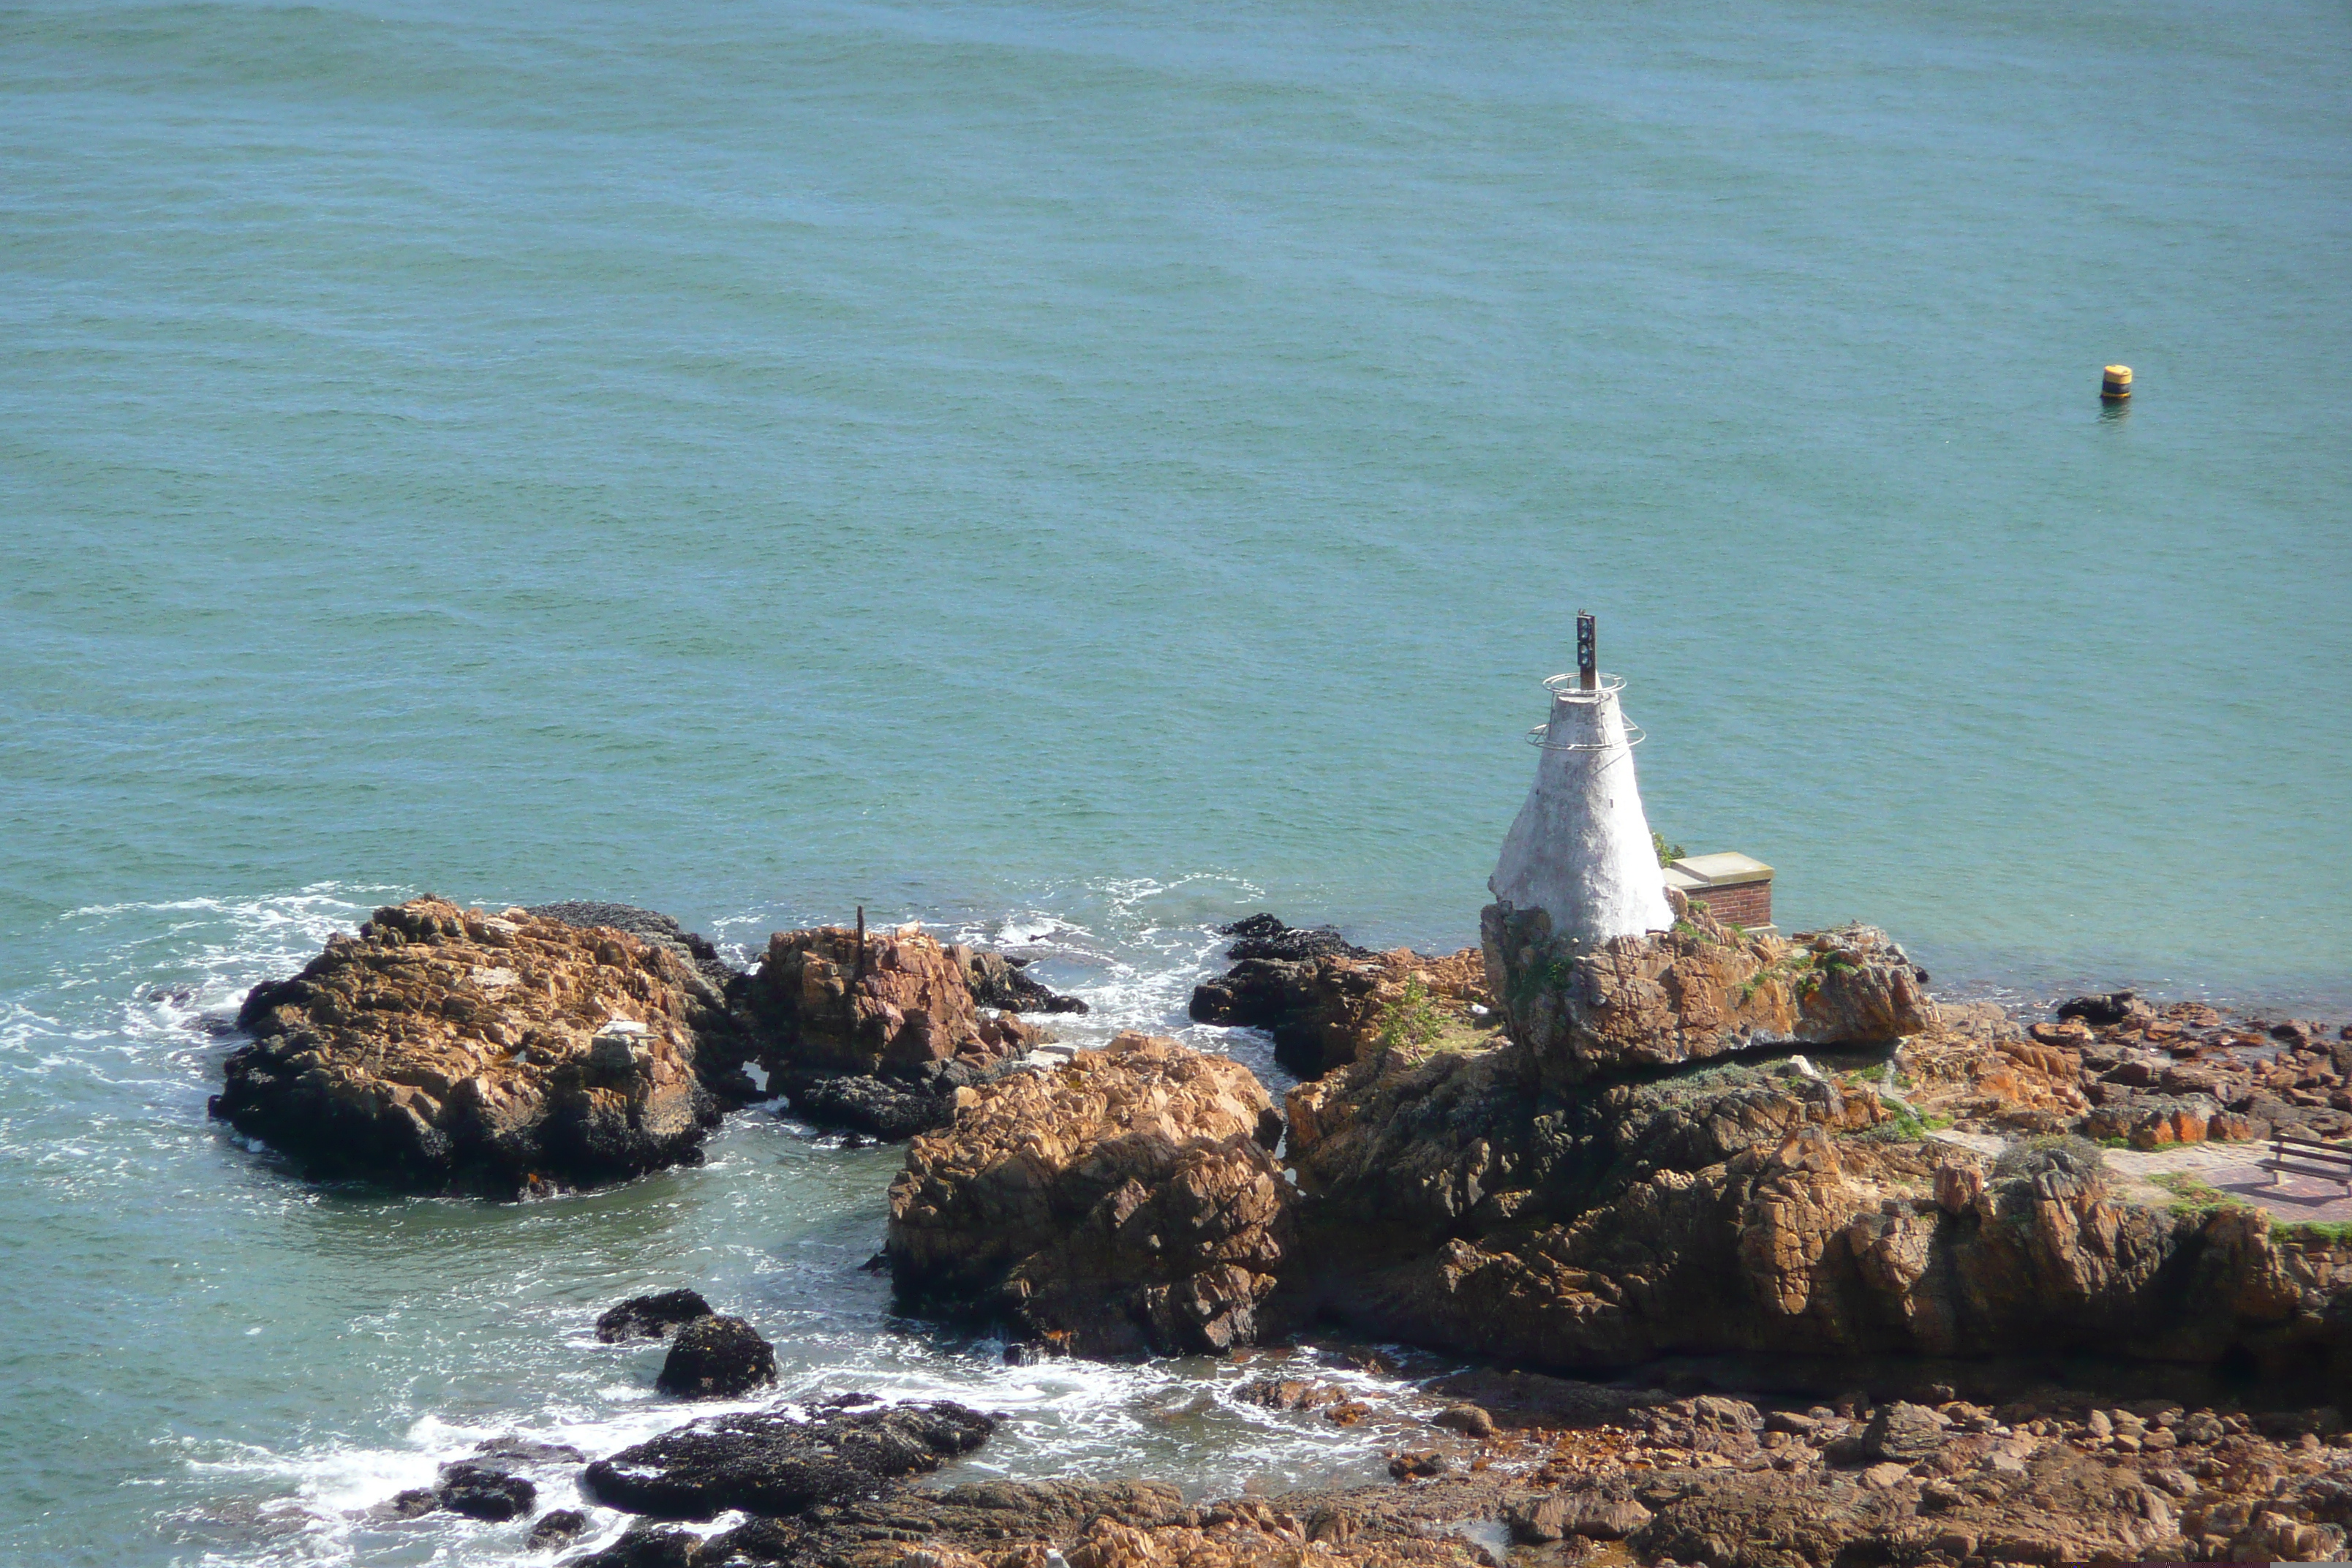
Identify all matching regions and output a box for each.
[5,878,1433,1566]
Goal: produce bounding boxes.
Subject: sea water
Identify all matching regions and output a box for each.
[2,0,2348,1561]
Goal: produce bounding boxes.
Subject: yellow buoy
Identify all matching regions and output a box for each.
[2101,364,2133,400]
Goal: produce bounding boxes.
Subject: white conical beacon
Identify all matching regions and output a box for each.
[1489,612,1674,945]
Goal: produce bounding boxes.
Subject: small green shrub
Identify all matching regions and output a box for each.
[1654,832,1686,868]
[1861,1107,1929,1142]
[1738,949,1814,1005]
[1374,976,1444,1056]
[1508,951,1575,1008]
[2149,1172,2248,1218]
[2275,1220,2352,1245]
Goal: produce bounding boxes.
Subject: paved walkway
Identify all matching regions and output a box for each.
[1929,1130,2352,1224]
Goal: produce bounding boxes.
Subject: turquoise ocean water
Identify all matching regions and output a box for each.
[2,1,2348,1561]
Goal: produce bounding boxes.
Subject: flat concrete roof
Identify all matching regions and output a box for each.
[1670,851,1774,886]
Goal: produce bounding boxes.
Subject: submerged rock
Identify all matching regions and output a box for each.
[952,943,1089,1014]
[467,1436,587,1466]
[596,1289,713,1343]
[434,1461,536,1521]
[2059,989,2146,1026]
[214,897,742,1194]
[581,1400,993,1519]
[1218,913,1372,963]
[888,1032,1293,1355]
[785,1073,955,1141]
[525,1508,587,1550]
[655,1314,777,1398]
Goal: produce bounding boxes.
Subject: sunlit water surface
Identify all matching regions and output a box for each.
[3,0,2348,1560]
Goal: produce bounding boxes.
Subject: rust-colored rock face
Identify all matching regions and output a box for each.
[1283,1019,2343,1378]
[886,1032,1291,1356]
[739,925,1038,1076]
[214,897,735,1192]
[1483,900,1935,1091]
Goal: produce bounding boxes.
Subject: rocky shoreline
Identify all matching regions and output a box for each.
[217,895,2352,1563]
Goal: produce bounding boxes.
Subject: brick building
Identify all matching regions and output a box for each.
[1662,851,1774,932]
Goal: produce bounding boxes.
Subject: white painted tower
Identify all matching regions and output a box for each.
[1489,614,1674,945]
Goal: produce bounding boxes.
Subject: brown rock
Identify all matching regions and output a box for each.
[2084,1093,2219,1148]
[1234,1378,1338,1411]
[739,926,1023,1077]
[1430,1403,1496,1439]
[886,1034,1293,1355]
[2211,1109,2267,1141]
[1934,1161,1985,1214]
[1189,944,1493,1079]
[1505,1489,1652,1543]
[2003,1037,2082,1076]
[1482,902,1934,1092]
[1288,1029,2344,1382]
[1863,1401,1946,1462]
[1636,1441,2190,1568]
[214,897,738,1192]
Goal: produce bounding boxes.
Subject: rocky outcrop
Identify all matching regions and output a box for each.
[887,1033,1293,1355]
[1889,993,2352,1147]
[1893,1000,2092,1135]
[1189,918,1494,1079]
[214,897,743,1193]
[873,892,2351,1393]
[442,1371,2352,1568]
[1484,898,1935,1092]
[2051,997,2352,1145]
[1284,1014,2350,1382]
[739,925,1039,1077]
[739,925,1057,1141]
[655,1313,777,1398]
[588,1478,1495,1568]
[581,1400,994,1519]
